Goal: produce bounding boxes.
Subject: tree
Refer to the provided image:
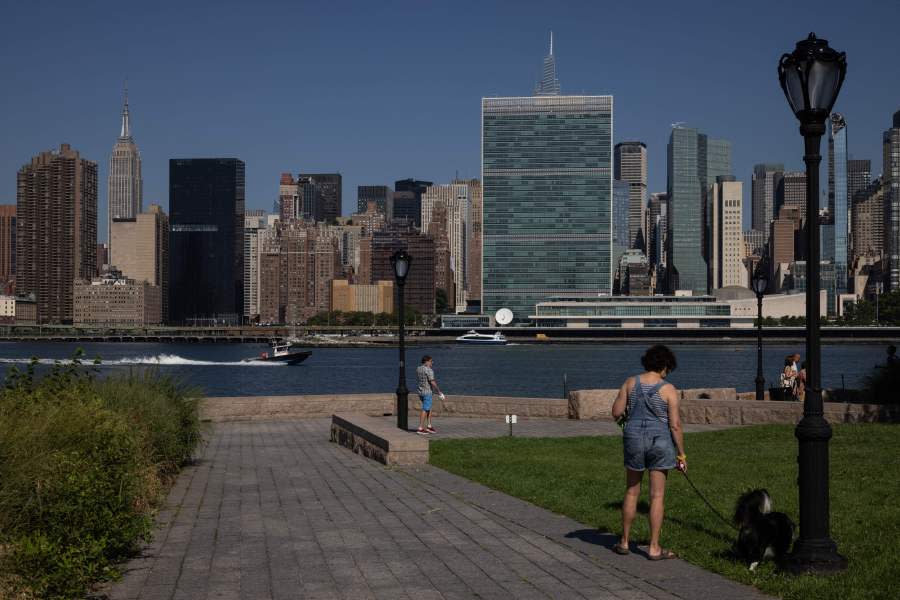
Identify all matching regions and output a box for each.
[435,288,449,315]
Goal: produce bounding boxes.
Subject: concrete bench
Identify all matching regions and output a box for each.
[330,413,428,465]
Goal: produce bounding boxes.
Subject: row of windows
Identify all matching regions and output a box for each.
[535,304,730,317]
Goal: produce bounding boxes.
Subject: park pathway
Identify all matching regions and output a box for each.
[100,418,768,600]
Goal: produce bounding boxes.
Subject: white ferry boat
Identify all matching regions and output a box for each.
[455,330,508,345]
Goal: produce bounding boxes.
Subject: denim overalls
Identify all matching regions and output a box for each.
[622,375,676,471]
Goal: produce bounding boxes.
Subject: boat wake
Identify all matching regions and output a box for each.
[0,354,286,367]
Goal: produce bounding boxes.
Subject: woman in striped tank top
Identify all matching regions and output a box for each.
[611,345,686,560]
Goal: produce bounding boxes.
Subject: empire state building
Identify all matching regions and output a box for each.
[107,86,143,244]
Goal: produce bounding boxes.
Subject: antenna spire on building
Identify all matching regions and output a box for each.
[534,32,560,96]
[120,79,131,139]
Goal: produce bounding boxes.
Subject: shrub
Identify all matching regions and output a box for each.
[0,354,203,599]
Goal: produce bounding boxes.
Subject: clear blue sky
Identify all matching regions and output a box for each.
[2,0,898,240]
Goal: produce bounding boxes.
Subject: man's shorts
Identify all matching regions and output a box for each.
[419,393,433,412]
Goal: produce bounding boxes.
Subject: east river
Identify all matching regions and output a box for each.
[0,341,891,398]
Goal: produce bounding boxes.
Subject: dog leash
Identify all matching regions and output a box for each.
[680,471,738,531]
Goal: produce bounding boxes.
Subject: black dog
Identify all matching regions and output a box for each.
[732,489,795,570]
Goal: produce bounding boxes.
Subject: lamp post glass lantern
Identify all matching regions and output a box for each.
[751,261,768,401]
[390,250,412,430]
[777,32,848,573]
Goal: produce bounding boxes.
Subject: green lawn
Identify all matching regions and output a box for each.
[430,424,900,600]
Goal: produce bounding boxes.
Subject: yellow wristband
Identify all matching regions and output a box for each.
[677,454,687,462]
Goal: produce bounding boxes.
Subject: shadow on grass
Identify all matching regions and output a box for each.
[665,514,734,545]
[603,500,649,514]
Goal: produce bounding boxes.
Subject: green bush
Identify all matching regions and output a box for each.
[0,354,203,599]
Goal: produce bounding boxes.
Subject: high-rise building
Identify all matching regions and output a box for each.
[96,243,108,276]
[460,178,483,306]
[422,182,471,312]
[770,218,795,290]
[613,179,630,269]
[16,144,97,324]
[848,160,872,207]
[0,205,14,289]
[884,110,900,290]
[827,113,849,302]
[710,176,744,289]
[482,42,612,321]
[74,270,162,326]
[392,179,432,228]
[168,159,244,325]
[107,87,142,250]
[782,171,808,222]
[278,173,299,221]
[357,185,392,215]
[352,201,387,236]
[243,211,266,319]
[110,204,169,322]
[751,164,784,242]
[666,126,731,294]
[743,229,766,257]
[851,178,884,262]
[331,279,393,314]
[534,32,560,96]
[614,142,648,250]
[368,231,435,314]
[299,173,341,224]
[647,193,667,267]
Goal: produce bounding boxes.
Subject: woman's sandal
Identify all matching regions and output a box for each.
[613,543,630,555]
[648,548,677,561]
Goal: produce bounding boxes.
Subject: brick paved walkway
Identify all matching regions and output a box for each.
[101,419,768,600]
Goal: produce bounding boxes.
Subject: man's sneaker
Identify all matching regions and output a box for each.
[426,426,437,434]
[416,428,430,435]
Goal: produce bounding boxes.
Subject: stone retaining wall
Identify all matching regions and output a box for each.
[202,393,567,422]
[201,391,899,425]
[567,389,900,425]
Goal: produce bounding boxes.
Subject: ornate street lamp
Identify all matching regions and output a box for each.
[777,32,848,573]
[751,259,769,401]
[390,249,412,430]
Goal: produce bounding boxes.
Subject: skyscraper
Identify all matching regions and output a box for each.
[107,86,142,247]
[613,179,630,269]
[278,173,298,221]
[168,159,245,325]
[393,179,431,228]
[534,32,560,96]
[709,176,743,289]
[614,142,648,250]
[421,182,471,312]
[16,144,97,323]
[851,179,884,262]
[884,110,900,290]
[299,174,341,224]
[827,113,849,302]
[0,205,14,290]
[243,211,266,319]
[751,164,784,242]
[666,126,731,294]
[848,160,871,206]
[483,46,613,321]
[461,178,483,306]
[647,192,667,268]
[782,171,808,222]
[357,185,392,215]
[110,204,169,322]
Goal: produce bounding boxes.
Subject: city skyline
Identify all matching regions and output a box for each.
[2,2,899,239]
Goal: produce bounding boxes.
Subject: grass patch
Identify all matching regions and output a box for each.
[0,354,203,599]
[430,425,899,600]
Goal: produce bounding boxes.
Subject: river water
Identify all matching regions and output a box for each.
[0,341,890,398]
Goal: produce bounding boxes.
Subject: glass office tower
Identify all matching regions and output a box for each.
[666,126,731,295]
[169,159,245,325]
[827,114,849,312]
[482,95,613,321]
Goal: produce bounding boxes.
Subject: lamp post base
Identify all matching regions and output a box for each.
[755,376,765,401]
[786,539,848,574]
